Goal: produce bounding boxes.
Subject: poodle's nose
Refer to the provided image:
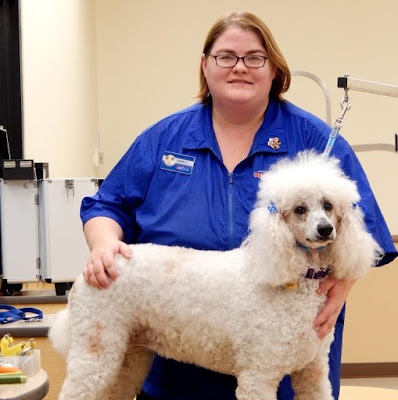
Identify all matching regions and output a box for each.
[317,223,334,238]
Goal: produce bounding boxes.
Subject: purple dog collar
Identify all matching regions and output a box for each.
[305,267,330,280]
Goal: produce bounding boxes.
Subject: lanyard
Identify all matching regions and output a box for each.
[0,305,43,324]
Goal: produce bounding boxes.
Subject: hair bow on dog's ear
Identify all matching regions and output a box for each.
[268,202,278,214]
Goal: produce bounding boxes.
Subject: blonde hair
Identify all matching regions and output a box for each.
[198,12,291,105]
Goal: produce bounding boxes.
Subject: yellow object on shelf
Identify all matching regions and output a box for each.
[0,334,41,377]
[1,334,37,356]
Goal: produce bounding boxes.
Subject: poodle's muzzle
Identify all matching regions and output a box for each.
[316,219,335,241]
[305,213,337,246]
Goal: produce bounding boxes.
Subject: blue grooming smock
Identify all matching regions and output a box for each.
[81,99,397,400]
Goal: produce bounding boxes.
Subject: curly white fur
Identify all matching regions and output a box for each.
[50,151,382,400]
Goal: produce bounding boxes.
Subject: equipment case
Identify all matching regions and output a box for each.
[0,179,40,283]
[38,178,99,283]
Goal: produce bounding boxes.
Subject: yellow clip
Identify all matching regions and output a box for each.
[1,334,27,356]
[21,339,37,356]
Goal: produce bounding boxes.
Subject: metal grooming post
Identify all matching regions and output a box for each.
[338,75,398,98]
[291,71,332,125]
[338,74,398,153]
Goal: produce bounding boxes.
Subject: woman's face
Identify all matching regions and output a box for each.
[201,27,277,110]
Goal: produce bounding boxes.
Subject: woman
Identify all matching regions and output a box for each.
[81,12,397,400]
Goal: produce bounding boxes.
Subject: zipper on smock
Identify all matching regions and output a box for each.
[227,172,234,250]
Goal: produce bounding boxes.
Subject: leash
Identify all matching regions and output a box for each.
[323,85,351,158]
[0,305,43,324]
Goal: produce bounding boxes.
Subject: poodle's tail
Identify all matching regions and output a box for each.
[49,308,72,357]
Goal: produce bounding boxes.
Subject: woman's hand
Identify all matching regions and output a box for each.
[83,240,132,289]
[314,277,358,339]
[82,217,132,289]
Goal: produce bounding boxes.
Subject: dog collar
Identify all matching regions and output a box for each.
[296,241,327,252]
[306,267,330,280]
[281,267,330,290]
[0,305,43,324]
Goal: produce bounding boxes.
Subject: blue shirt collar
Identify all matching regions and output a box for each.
[183,99,287,157]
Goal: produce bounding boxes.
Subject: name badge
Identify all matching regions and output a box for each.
[160,151,195,175]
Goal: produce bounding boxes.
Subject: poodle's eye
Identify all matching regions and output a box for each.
[295,206,307,215]
[324,202,333,211]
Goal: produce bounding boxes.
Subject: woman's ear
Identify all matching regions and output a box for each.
[201,53,208,78]
[269,61,277,81]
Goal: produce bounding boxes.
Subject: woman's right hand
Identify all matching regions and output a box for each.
[83,240,132,289]
[82,217,133,289]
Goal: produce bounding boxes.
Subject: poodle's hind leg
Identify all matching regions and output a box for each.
[235,371,281,400]
[58,320,135,400]
[104,347,155,399]
[59,348,125,400]
[290,357,333,400]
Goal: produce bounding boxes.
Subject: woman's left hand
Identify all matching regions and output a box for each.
[314,277,358,339]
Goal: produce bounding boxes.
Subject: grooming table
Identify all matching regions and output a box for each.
[0,369,49,400]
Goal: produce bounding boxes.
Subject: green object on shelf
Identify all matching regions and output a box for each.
[0,373,28,383]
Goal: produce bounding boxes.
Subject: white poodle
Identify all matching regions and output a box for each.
[50,151,382,400]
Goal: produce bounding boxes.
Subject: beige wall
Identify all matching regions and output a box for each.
[19,0,398,364]
[20,0,98,178]
[343,245,398,363]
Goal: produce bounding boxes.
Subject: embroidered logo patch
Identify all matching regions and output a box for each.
[160,151,195,175]
[267,137,281,150]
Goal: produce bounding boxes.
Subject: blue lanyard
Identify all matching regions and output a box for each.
[0,305,43,324]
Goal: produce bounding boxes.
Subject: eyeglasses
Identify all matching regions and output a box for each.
[207,53,268,68]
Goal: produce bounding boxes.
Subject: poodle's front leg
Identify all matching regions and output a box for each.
[236,371,281,400]
[290,357,333,400]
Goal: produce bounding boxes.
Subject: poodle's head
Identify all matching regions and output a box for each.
[245,151,383,286]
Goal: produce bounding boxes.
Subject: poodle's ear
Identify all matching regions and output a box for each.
[330,205,383,279]
[244,204,307,286]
